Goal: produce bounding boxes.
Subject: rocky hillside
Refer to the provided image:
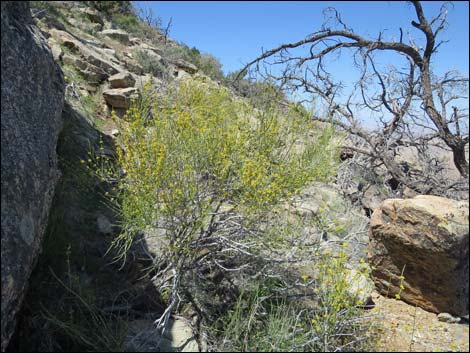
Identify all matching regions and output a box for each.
[1,2,468,352]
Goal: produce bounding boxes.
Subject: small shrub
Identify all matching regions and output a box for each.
[225,72,288,110]
[162,45,199,63]
[85,1,134,17]
[213,282,303,352]
[112,13,152,39]
[162,45,225,81]
[211,249,376,352]
[80,88,103,118]
[112,13,140,30]
[31,1,66,20]
[133,49,167,79]
[111,10,165,45]
[197,53,225,81]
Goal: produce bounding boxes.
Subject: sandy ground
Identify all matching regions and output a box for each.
[370,291,469,352]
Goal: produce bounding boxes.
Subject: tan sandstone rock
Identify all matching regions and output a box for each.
[49,28,80,51]
[47,37,63,62]
[172,59,198,74]
[103,87,138,109]
[101,29,130,44]
[108,71,135,89]
[51,29,121,84]
[368,195,469,316]
[138,42,163,55]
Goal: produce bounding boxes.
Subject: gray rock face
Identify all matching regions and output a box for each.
[1,2,65,350]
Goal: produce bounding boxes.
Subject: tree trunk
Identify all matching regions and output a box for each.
[451,144,469,178]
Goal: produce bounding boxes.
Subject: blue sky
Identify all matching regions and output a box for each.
[134,1,469,78]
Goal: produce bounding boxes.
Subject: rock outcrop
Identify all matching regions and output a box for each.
[108,71,135,89]
[101,29,130,44]
[103,87,138,109]
[49,28,121,85]
[172,59,198,74]
[1,2,65,350]
[80,7,104,26]
[369,195,469,316]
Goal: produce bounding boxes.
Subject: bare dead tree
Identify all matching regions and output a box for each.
[138,7,172,42]
[139,6,162,29]
[162,17,172,44]
[237,1,469,197]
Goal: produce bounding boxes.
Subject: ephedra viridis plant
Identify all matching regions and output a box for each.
[89,77,341,344]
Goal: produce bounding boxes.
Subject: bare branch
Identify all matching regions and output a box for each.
[236,1,468,181]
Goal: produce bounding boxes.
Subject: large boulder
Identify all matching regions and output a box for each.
[1,2,65,350]
[368,195,469,316]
